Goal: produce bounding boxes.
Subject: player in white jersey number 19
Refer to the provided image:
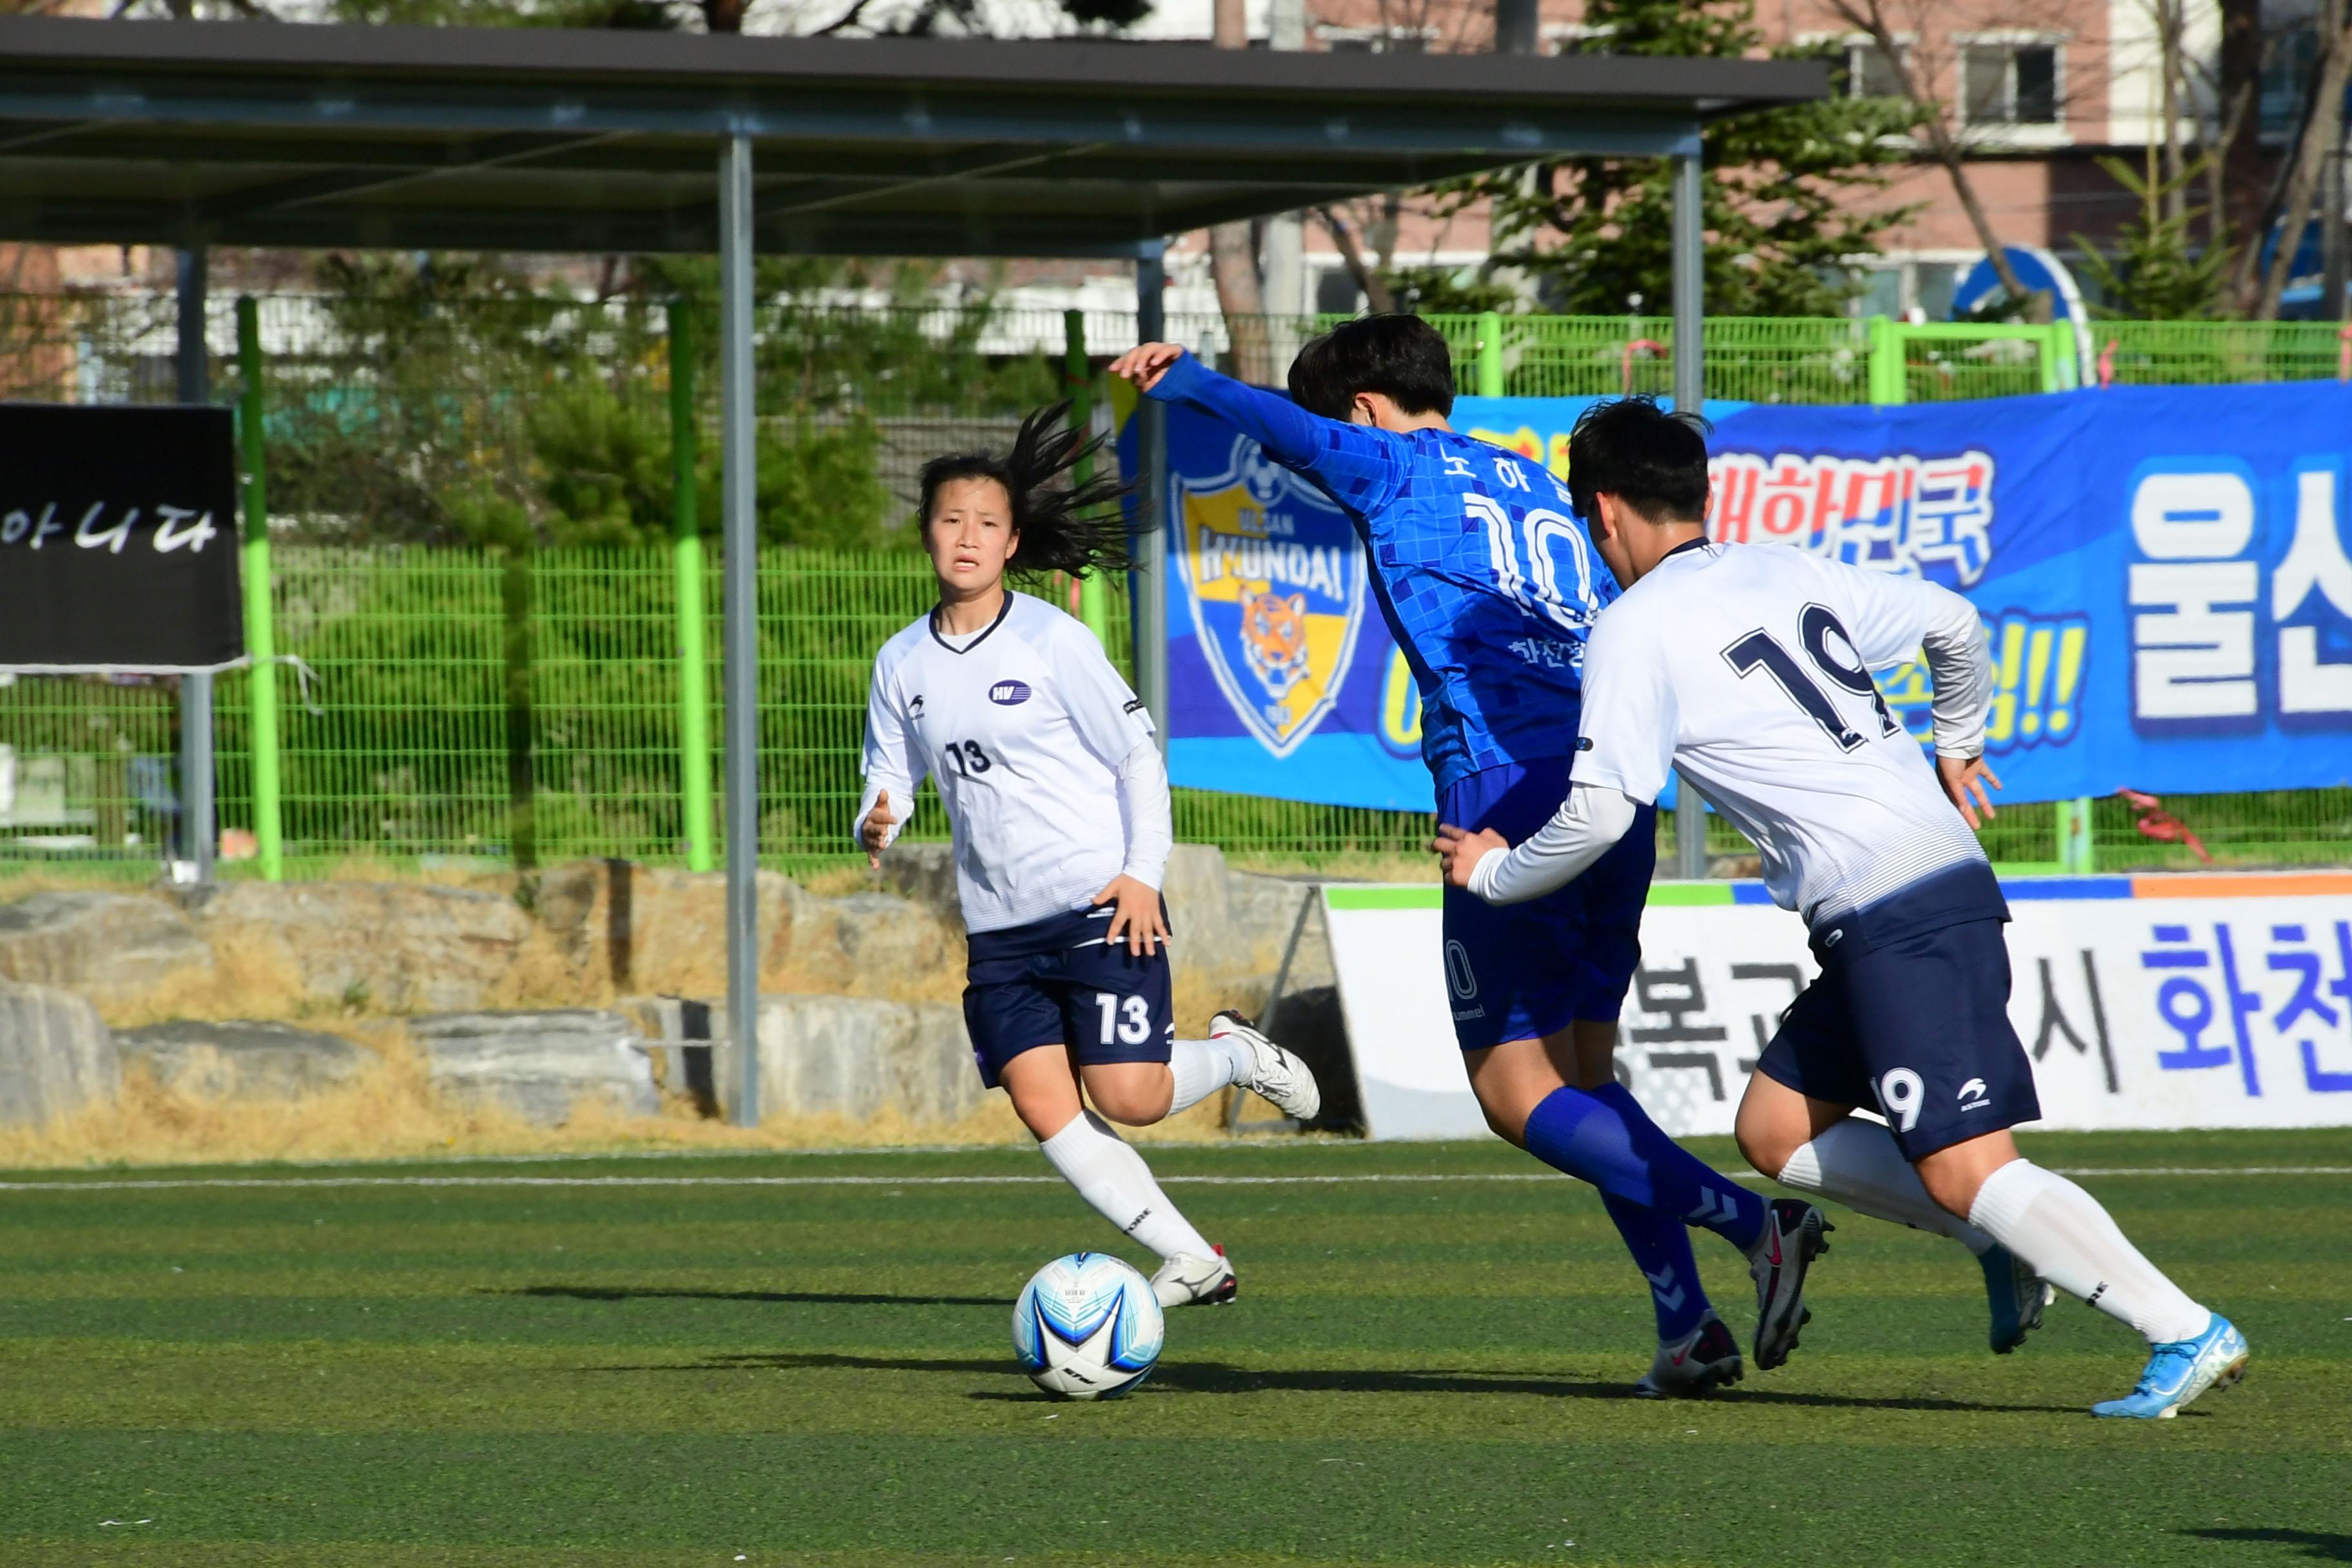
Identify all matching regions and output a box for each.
[856,404,1322,1311]
[1440,398,2246,1420]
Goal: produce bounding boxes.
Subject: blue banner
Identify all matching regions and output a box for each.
[1141,384,2352,811]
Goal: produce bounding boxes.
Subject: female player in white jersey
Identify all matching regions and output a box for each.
[856,404,1320,1309]
[1439,397,2246,1420]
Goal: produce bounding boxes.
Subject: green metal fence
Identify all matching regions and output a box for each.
[3,293,2347,880]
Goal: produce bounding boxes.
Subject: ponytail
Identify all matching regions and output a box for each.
[916,400,1138,578]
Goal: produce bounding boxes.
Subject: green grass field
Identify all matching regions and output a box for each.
[2,1130,2346,1568]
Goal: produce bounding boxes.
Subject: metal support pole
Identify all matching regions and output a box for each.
[671,300,716,874]
[718,133,762,1126]
[1134,245,1170,752]
[1671,153,1709,881]
[175,247,214,885]
[1066,309,1112,647]
[235,298,282,883]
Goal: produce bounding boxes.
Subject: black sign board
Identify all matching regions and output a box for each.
[0,403,244,671]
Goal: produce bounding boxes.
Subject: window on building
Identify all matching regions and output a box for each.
[2260,24,2320,141]
[1847,41,1908,99]
[1320,28,1427,54]
[1963,41,2060,125]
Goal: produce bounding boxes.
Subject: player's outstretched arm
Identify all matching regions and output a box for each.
[1435,783,1642,905]
[1108,343,1401,511]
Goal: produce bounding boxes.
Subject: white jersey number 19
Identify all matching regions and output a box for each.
[1721,603,1901,754]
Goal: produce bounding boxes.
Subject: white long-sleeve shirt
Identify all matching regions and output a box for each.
[856,591,1166,935]
[1470,542,1994,927]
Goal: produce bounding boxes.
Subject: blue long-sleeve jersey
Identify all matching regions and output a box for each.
[1145,353,1619,791]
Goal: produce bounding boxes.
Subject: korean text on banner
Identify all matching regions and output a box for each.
[0,404,244,672]
[1140,385,2352,810]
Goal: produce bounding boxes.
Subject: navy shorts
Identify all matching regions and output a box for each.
[1758,868,2040,1160]
[961,904,1175,1090]
[1438,756,1656,1052]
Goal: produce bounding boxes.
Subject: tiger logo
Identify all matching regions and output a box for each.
[1239,589,1310,698]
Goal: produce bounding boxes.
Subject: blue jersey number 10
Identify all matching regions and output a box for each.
[1465,493,1596,634]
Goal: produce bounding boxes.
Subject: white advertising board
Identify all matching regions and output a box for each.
[1322,875,2352,1141]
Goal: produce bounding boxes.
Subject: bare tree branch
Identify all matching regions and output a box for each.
[1823,0,2034,307]
[2253,11,2352,320]
[1314,206,1396,314]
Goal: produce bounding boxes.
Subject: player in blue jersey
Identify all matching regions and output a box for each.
[1112,319,1827,1394]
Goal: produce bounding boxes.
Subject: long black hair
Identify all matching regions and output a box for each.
[916,400,1136,579]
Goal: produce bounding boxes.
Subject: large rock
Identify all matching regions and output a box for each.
[0,976,119,1127]
[534,859,957,999]
[878,839,1334,990]
[715,993,983,1125]
[409,1008,659,1126]
[116,1019,373,1101]
[195,881,534,1013]
[778,884,956,992]
[534,860,794,995]
[0,890,215,1000]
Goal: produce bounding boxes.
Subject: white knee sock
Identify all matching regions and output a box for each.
[1777,1117,1997,1255]
[1967,1159,2210,1344]
[1167,1035,1254,1116]
[1037,1109,1215,1263]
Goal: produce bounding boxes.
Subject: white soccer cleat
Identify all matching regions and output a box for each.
[1211,1009,1322,1122]
[1634,1310,1745,1399]
[1747,1198,1831,1371]
[1150,1246,1237,1308]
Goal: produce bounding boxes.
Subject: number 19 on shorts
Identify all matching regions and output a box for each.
[1097,992,1152,1046]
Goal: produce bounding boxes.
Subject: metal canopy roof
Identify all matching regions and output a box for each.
[0,16,1827,257]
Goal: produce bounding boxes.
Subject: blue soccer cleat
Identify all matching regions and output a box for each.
[1981,1244,2053,1355]
[2091,1315,2249,1419]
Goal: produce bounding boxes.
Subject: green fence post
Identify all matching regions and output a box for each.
[2059,796,2096,873]
[671,300,717,874]
[1066,308,1112,647]
[2036,324,2064,394]
[235,297,284,882]
[501,547,538,875]
[1476,310,1505,397]
[1867,315,1904,406]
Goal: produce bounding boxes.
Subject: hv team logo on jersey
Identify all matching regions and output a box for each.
[1175,435,1369,756]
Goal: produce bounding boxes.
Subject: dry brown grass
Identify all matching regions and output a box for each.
[0,1012,1252,1170]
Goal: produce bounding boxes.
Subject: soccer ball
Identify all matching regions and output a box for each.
[1011,1251,1165,1400]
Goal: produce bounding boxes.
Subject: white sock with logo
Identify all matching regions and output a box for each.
[1166,1036,1254,1117]
[1037,1109,1215,1263]
[1776,1117,1997,1255]
[1966,1159,2211,1345]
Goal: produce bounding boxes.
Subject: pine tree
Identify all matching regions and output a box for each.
[1460,0,1920,317]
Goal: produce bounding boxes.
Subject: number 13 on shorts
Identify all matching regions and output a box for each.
[1097,992,1153,1046]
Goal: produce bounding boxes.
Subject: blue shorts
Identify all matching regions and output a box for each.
[961,904,1175,1090]
[1438,756,1656,1052]
[1757,865,2039,1161]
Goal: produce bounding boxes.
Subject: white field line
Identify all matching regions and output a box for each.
[0,1166,2345,1193]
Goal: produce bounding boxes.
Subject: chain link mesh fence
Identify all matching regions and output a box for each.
[2,293,2345,878]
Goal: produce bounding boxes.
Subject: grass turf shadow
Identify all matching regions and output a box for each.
[2189,1531,2352,1562]
[591,1349,2074,1414]
[504,1284,1006,1308]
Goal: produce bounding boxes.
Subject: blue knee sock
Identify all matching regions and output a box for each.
[1600,1191,1710,1343]
[1521,1083,1766,1252]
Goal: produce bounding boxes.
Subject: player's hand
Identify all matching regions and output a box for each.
[1432,823,1510,891]
[1108,342,1186,395]
[1937,754,2003,830]
[859,789,896,867]
[1092,874,1168,957]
